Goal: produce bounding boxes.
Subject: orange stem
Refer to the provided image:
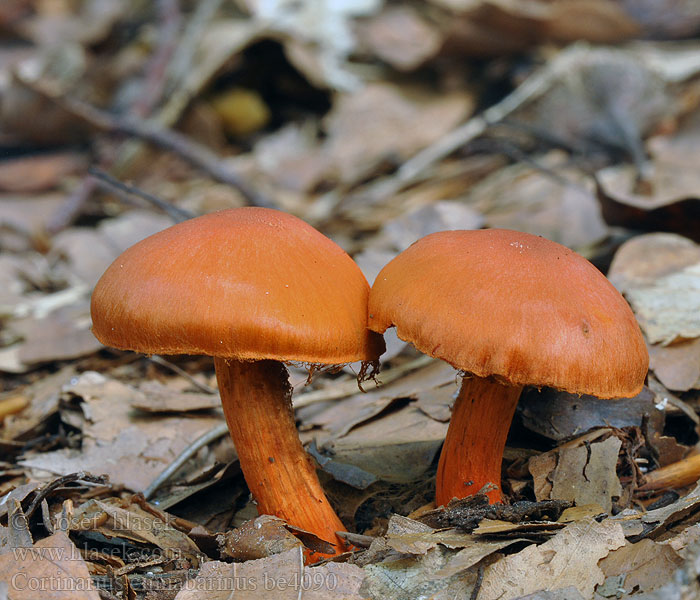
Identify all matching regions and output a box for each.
[214,358,347,561]
[436,376,523,505]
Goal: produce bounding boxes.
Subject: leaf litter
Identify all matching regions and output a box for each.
[2,0,700,598]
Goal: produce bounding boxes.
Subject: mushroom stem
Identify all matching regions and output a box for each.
[436,377,523,505]
[214,357,348,559]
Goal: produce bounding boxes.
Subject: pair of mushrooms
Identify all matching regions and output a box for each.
[91,207,648,560]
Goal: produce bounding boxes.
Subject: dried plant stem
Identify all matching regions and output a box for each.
[638,453,700,493]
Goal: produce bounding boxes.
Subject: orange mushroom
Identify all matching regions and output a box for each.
[368,229,648,505]
[91,207,384,558]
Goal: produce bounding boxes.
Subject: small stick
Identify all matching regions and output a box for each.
[637,453,700,493]
[88,166,195,223]
[24,472,108,520]
[0,395,28,421]
[148,354,218,394]
[471,565,485,600]
[64,95,272,208]
[354,44,594,205]
[142,422,229,500]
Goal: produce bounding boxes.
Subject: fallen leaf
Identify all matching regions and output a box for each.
[479,518,625,600]
[625,262,700,345]
[613,483,700,540]
[70,498,201,564]
[358,5,443,71]
[0,152,86,193]
[0,530,100,599]
[218,515,303,561]
[518,386,659,441]
[529,429,623,513]
[361,544,479,600]
[132,382,221,413]
[324,83,472,185]
[378,200,484,252]
[464,158,607,249]
[175,548,366,599]
[20,372,225,492]
[598,538,683,595]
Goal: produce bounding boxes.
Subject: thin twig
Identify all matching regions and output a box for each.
[165,0,224,96]
[25,472,108,520]
[88,166,195,223]
[16,73,273,209]
[147,354,218,394]
[63,95,272,208]
[142,422,230,500]
[133,0,182,117]
[354,43,592,205]
[470,565,485,600]
[46,177,98,234]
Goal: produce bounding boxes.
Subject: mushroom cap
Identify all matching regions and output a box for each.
[91,208,385,364]
[369,229,648,398]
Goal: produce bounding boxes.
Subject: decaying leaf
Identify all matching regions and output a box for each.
[598,537,684,596]
[518,386,658,441]
[20,372,225,492]
[464,158,607,249]
[609,234,700,371]
[131,381,220,413]
[597,113,700,240]
[323,83,472,185]
[479,518,625,600]
[357,5,443,71]
[529,429,623,513]
[70,497,202,566]
[175,548,365,600]
[0,531,100,600]
[218,515,304,561]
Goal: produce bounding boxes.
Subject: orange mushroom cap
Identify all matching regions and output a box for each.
[369,229,648,398]
[91,207,384,364]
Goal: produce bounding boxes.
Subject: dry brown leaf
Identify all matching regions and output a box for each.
[598,538,683,595]
[648,339,700,392]
[321,404,449,484]
[609,234,700,389]
[529,430,623,513]
[518,386,658,441]
[464,158,607,249]
[382,515,523,573]
[596,115,700,242]
[612,483,700,539]
[358,5,443,71]
[0,153,86,193]
[609,233,700,347]
[479,518,625,600]
[521,48,668,156]
[323,83,472,185]
[218,515,303,561]
[175,548,365,600]
[20,372,224,492]
[0,194,67,251]
[361,544,479,599]
[70,498,201,564]
[608,233,700,292]
[306,361,455,438]
[1,365,75,441]
[378,200,484,253]
[132,381,220,413]
[0,530,100,600]
[253,123,329,193]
